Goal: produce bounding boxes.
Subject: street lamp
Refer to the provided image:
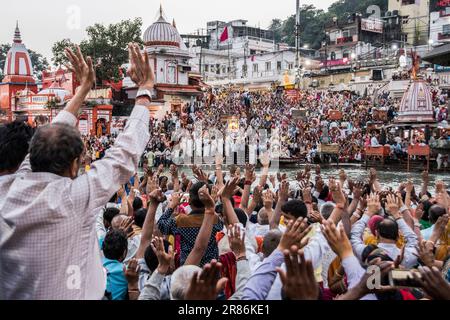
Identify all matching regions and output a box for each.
[303,44,309,49]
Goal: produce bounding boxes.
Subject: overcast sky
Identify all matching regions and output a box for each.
[1,0,335,62]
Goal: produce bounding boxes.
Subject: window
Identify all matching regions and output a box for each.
[166,63,176,84]
[216,64,221,74]
[250,49,256,55]
[253,64,259,73]
[242,64,248,75]
[265,62,271,71]
[444,24,450,35]
[277,61,282,71]
[204,65,209,72]
[288,63,293,70]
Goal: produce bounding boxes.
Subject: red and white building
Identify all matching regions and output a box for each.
[0,23,38,123]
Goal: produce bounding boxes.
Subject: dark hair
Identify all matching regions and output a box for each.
[281,200,308,219]
[134,208,147,228]
[189,181,211,209]
[262,229,282,257]
[361,244,379,263]
[103,207,120,226]
[144,239,170,273]
[234,208,248,227]
[429,204,446,224]
[133,197,143,212]
[377,218,399,241]
[29,124,84,176]
[318,185,329,201]
[0,121,34,173]
[102,230,128,261]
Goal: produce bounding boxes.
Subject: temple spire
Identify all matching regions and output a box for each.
[159,4,163,18]
[13,21,22,44]
[172,19,177,29]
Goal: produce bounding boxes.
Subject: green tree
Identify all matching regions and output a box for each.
[52,18,143,85]
[328,0,388,21]
[268,19,283,43]
[0,44,49,81]
[52,39,78,67]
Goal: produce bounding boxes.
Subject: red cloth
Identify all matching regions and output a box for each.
[220,26,229,42]
[399,289,417,300]
[219,252,237,299]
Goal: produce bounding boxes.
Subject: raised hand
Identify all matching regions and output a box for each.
[118,216,135,239]
[219,177,239,199]
[185,260,228,300]
[302,187,313,204]
[329,178,346,207]
[385,193,401,219]
[228,224,246,260]
[244,163,256,183]
[405,180,414,194]
[124,258,140,287]
[262,190,275,209]
[252,185,263,203]
[414,266,450,300]
[198,185,215,210]
[127,43,154,88]
[278,217,312,251]
[192,165,209,183]
[276,246,319,300]
[65,45,95,90]
[148,188,166,205]
[168,192,182,210]
[321,220,353,259]
[150,236,174,275]
[415,240,435,268]
[278,180,289,202]
[367,192,381,217]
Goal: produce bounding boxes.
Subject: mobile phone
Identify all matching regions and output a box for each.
[388,269,423,289]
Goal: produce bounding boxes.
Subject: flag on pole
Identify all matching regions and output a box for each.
[220,26,229,42]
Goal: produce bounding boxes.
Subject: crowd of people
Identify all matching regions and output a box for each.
[0,44,449,301]
[140,80,449,168]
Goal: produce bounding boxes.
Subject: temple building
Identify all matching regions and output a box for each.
[124,5,204,119]
[396,81,435,124]
[0,23,38,122]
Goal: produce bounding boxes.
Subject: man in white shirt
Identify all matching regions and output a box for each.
[0,44,153,300]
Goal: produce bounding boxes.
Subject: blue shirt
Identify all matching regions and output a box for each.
[103,258,128,300]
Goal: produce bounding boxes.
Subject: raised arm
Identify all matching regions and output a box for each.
[16,46,94,175]
[71,43,153,212]
[270,180,288,229]
[135,189,165,260]
[219,177,240,226]
[240,164,255,212]
[185,185,217,266]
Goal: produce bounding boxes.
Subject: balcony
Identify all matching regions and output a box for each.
[440,10,450,18]
[336,36,354,44]
[438,33,450,41]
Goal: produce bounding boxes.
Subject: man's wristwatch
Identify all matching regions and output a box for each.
[136,88,153,100]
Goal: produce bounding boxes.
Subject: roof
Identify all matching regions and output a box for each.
[422,43,450,66]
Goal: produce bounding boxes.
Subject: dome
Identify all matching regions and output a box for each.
[4,22,33,77]
[143,6,181,48]
[396,80,434,123]
[38,82,72,102]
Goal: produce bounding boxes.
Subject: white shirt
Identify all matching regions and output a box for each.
[0,105,150,300]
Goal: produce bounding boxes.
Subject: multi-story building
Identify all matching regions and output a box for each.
[206,19,275,55]
[319,14,384,73]
[430,6,450,44]
[388,0,430,46]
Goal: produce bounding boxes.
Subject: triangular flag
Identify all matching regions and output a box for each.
[220,26,229,43]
